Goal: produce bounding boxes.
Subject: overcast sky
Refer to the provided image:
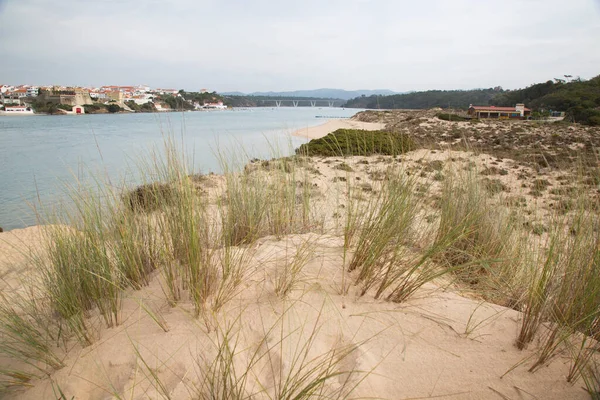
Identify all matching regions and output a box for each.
[1,0,599,93]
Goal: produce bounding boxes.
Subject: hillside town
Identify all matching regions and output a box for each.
[0,84,227,115]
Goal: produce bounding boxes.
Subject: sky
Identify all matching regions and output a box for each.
[1,0,599,93]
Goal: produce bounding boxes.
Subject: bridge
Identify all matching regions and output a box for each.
[256,99,345,108]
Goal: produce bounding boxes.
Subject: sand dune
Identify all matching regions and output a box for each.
[0,148,594,399]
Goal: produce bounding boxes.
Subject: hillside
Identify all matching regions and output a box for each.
[344,75,600,125]
[220,88,398,100]
[490,75,600,125]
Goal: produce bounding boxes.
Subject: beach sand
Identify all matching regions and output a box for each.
[292,119,385,140]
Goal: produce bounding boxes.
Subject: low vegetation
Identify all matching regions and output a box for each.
[296,128,415,156]
[436,113,470,122]
[124,100,156,112]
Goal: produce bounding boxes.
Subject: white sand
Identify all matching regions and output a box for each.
[0,226,47,293]
[292,119,385,140]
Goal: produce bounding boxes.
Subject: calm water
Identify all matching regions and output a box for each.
[0,108,358,230]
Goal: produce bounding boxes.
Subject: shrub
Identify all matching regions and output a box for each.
[436,113,469,122]
[83,103,103,112]
[123,182,176,212]
[296,129,415,157]
[56,104,73,111]
[567,106,600,126]
[434,170,528,307]
[106,104,122,113]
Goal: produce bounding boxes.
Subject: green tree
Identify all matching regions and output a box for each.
[107,104,121,113]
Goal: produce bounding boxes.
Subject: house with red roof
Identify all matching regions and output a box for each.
[468,104,531,119]
[11,88,28,98]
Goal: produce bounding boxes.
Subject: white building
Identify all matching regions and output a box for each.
[72,105,85,114]
[89,91,108,100]
[0,105,35,115]
[156,88,179,95]
[203,101,227,110]
[131,94,154,105]
[26,87,39,97]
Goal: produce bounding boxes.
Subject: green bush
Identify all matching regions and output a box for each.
[57,104,73,111]
[436,113,469,122]
[296,129,415,157]
[568,106,600,126]
[589,116,600,126]
[107,103,122,113]
[122,182,176,212]
[83,103,103,112]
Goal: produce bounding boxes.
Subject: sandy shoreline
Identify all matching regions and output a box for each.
[292,118,385,140]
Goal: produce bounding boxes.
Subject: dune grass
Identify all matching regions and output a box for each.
[195,300,369,400]
[220,155,319,247]
[434,168,531,308]
[274,237,314,298]
[0,137,330,395]
[524,205,600,375]
[0,293,64,389]
[346,170,419,298]
[583,360,600,399]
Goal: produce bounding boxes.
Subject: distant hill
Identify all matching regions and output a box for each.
[219,88,398,100]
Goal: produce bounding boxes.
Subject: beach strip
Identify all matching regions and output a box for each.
[291,119,386,140]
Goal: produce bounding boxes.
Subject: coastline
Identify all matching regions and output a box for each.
[291,118,385,140]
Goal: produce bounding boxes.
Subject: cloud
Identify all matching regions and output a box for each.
[1,0,599,91]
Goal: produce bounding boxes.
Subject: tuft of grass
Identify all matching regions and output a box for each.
[347,172,418,299]
[434,169,529,308]
[220,172,268,246]
[40,218,122,345]
[515,227,561,350]
[274,238,314,297]
[343,165,475,303]
[526,206,600,373]
[220,151,318,246]
[195,300,370,400]
[0,293,65,384]
[112,207,163,289]
[583,359,600,399]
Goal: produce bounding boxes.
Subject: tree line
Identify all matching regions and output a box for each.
[344,75,600,125]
